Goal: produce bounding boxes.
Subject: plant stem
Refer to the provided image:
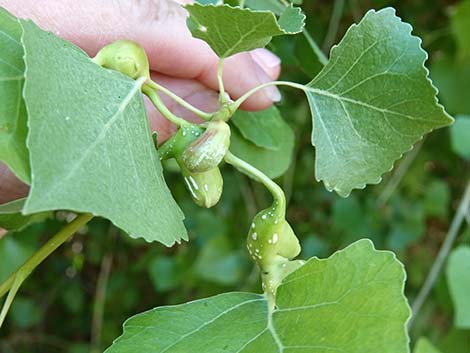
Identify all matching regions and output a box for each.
[142,85,191,127]
[0,272,24,328]
[239,0,245,8]
[217,59,228,104]
[146,80,213,121]
[0,213,93,300]
[303,30,328,66]
[91,253,113,353]
[224,151,286,214]
[409,180,470,328]
[322,0,345,52]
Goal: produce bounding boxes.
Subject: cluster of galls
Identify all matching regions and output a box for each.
[93,40,304,302]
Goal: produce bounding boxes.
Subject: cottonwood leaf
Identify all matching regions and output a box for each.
[450,116,470,159]
[414,338,442,353]
[106,239,411,353]
[305,8,453,197]
[20,19,186,246]
[0,198,49,231]
[0,8,29,183]
[231,106,286,150]
[446,246,470,329]
[185,3,305,58]
[229,110,294,178]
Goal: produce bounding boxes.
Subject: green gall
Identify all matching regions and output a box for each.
[247,204,302,300]
[158,124,223,208]
[93,40,150,80]
[179,163,223,208]
[182,120,231,173]
[158,124,205,160]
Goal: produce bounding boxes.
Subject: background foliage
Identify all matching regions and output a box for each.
[1,0,469,352]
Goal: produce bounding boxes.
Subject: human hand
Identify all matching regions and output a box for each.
[0,0,282,204]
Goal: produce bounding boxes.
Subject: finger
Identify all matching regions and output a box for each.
[0,162,29,204]
[0,0,281,110]
[146,72,220,143]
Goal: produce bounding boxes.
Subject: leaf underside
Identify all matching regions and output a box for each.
[306,8,453,197]
[0,8,29,183]
[18,19,186,246]
[185,3,304,58]
[106,239,411,353]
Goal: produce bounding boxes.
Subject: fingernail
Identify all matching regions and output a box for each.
[250,48,281,69]
[252,63,282,102]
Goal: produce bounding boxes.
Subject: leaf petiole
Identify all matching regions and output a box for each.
[229,80,307,113]
[224,151,286,215]
[217,59,228,105]
[146,80,213,121]
[142,84,192,128]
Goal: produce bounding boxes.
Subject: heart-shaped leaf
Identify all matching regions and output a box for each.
[106,239,411,353]
[305,8,453,196]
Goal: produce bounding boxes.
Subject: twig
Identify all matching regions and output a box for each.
[409,180,470,328]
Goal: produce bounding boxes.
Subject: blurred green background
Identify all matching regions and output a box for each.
[1,0,469,352]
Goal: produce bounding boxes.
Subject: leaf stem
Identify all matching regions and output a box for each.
[146,80,213,121]
[0,272,24,328]
[409,180,470,328]
[217,59,228,105]
[142,85,191,127]
[0,213,93,300]
[230,81,307,112]
[224,151,286,215]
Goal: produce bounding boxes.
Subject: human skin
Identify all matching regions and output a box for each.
[0,0,282,204]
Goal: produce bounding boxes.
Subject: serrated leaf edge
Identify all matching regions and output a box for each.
[306,7,453,197]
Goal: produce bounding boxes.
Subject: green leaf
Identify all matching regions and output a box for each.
[305,8,453,197]
[414,338,442,353]
[0,198,49,231]
[451,0,470,60]
[446,246,470,329]
[106,239,411,353]
[0,8,30,183]
[20,19,186,246]
[185,4,305,58]
[450,116,470,159]
[231,106,287,150]
[229,110,294,178]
